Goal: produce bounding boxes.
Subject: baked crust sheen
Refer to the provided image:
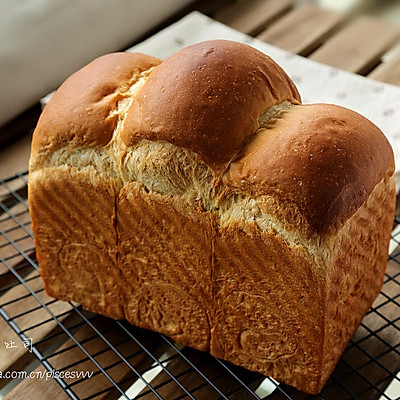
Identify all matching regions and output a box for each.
[28,40,396,394]
[226,103,394,232]
[123,40,301,167]
[30,52,161,160]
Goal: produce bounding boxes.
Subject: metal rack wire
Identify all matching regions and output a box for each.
[0,171,399,400]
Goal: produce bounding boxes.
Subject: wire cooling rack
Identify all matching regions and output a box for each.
[0,171,399,400]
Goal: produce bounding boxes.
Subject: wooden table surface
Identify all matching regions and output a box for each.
[1,1,400,399]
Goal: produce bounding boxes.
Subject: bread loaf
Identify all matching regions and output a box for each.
[28,40,396,394]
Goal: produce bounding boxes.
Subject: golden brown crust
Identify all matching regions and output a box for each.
[31,52,161,156]
[211,223,324,392]
[122,40,301,167]
[29,169,395,394]
[319,173,396,388]
[225,103,395,233]
[117,185,214,351]
[30,42,394,234]
[28,40,397,395]
[211,174,396,393]
[29,168,123,319]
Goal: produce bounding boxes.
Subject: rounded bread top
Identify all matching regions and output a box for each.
[31,52,161,155]
[122,40,301,167]
[225,103,395,233]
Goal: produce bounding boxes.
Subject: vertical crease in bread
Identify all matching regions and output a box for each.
[33,67,157,182]
[105,67,155,177]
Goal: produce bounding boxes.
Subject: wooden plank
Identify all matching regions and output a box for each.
[0,271,73,385]
[0,133,31,180]
[137,346,264,399]
[214,0,293,36]
[309,16,400,75]
[0,215,33,273]
[3,367,70,400]
[3,369,70,400]
[0,318,36,389]
[0,255,35,295]
[368,50,400,86]
[0,175,30,260]
[257,3,345,56]
[4,320,169,399]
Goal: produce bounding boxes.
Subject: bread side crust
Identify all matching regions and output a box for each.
[320,173,396,387]
[29,167,123,319]
[211,222,324,392]
[28,41,397,395]
[30,150,395,393]
[117,184,214,351]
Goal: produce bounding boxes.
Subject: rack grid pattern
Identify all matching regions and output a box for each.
[0,171,399,400]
